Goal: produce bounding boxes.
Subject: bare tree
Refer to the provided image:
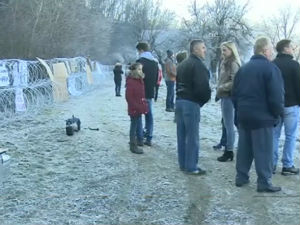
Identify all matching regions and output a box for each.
[258,6,300,61]
[182,0,253,75]
[90,0,175,62]
[121,0,174,48]
[0,0,112,60]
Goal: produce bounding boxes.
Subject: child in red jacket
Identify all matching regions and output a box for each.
[126,63,148,154]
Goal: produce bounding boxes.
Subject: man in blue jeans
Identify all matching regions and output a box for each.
[175,40,211,175]
[136,42,159,146]
[273,39,300,175]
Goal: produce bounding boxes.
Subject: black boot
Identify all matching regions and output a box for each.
[130,142,143,154]
[217,151,234,162]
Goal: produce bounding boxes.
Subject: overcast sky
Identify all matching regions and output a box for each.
[161,0,300,24]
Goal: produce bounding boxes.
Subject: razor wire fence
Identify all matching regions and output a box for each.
[0,57,113,125]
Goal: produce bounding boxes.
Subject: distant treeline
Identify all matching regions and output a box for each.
[0,0,173,64]
[0,0,113,61]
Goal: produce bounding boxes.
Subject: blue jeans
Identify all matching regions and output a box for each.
[273,106,300,168]
[221,97,235,150]
[219,118,227,146]
[144,99,153,141]
[176,99,200,172]
[130,115,143,143]
[165,80,175,109]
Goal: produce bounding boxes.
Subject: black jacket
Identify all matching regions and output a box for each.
[232,55,284,129]
[137,57,158,99]
[273,53,300,107]
[113,66,123,82]
[176,54,211,106]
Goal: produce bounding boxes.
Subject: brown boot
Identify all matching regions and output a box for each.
[130,142,143,154]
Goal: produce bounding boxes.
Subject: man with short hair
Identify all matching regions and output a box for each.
[232,37,284,192]
[164,50,177,112]
[175,39,211,175]
[272,39,300,175]
[136,42,159,146]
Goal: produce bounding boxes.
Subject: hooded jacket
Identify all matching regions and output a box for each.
[125,70,148,117]
[137,52,159,99]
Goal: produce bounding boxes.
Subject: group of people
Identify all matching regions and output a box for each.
[118,37,300,193]
[212,38,300,192]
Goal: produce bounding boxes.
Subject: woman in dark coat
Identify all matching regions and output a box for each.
[113,63,124,96]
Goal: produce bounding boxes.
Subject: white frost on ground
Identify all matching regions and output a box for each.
[0,75,299,225]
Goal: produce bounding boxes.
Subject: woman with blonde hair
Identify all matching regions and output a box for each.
[216,41,241,162]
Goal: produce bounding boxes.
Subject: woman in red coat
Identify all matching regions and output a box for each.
[126,63,148,154]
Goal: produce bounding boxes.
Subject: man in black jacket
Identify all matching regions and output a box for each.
[175,39,211,175]
[136,42,159,146]
[273,39,300,175]
[232,37,284,192]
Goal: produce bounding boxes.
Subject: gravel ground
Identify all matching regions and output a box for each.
[0,77,299,225]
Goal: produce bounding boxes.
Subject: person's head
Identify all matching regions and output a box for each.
[276,39,294,56]
[114,62,122,69]
[254,37,273,61]
[167,50,173,58]
[190,39,206,59]
[176,51,188,63]
[136,42,150,54]
[221,41,241,66]
[129,62,144,78]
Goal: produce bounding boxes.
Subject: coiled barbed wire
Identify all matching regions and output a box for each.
[0,57,112,125]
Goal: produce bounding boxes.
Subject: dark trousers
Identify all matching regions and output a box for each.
[129,115,142,143]
[114,80,121,96]
[236,127,273,189]
[219,118,227,146]
[154,84,159,102]
[165,80,175,109]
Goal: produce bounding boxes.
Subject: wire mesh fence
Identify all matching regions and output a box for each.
[0,57,113,125]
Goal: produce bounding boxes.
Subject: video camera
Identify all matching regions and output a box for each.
[66,115,81,136]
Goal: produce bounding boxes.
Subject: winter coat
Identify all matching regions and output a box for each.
[137,53,159,99]
[125,71,148,117]
[216,59,240,98]
[273,53,300,107]
[113,66,123,83]
[164,57,176,81]
[176,54,211,106]
[232,55,284,129]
